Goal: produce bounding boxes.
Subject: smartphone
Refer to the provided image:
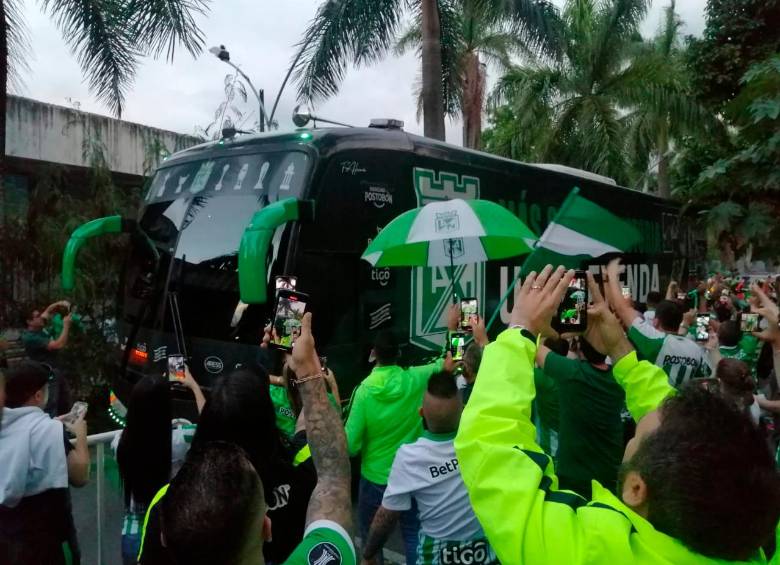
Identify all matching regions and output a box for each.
[741,313,759,333]
[695,316,709,341]
[554,271,588,332]
[622,287,632,300]
[677,292,686,301]
[271,289,309,351]
[168,354,186,381]
[319,356,328,372]
[460,298,478,331]
[450,332,467,361]
[275,276,297,292]
[62,401,88,425]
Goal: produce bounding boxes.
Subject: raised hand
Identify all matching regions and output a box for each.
[471,315,489,346]
[511,265,574,337]
[584,272,634,363]
[289,313,320,379]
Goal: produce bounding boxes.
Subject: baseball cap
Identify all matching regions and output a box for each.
[5,362,51,408]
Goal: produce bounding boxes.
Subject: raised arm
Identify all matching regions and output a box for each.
[181,365,206,414]
[290,313,352,531]
[585,273,675,421]
[456,266,584,565]
[750,284,780,390]
[605,259,641,329]
[48,313,72,351]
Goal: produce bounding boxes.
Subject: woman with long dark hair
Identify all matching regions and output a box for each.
[114,368,204,564]
[191,366,316,564]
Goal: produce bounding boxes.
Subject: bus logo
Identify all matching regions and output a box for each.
[410,168,482,351]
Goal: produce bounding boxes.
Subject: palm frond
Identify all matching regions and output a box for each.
[590,0,650,84]
[292,0,405,103]
[125,0,210,61]
[42,0,140,117]
[394,23,421,56]
[656,0,682,57]
[489,0,565,61]
[5,0,31,90]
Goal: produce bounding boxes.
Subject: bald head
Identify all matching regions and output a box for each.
[423,372,462,434]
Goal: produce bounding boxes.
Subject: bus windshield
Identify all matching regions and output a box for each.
[123,150,310,343]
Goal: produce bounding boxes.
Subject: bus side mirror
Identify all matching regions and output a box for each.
[62,216,137,291]
[239,198,315,304]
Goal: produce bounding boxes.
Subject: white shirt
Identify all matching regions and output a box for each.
[383,432,484,540]
[644,309,656,323]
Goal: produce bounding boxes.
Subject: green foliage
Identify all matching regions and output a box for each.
[292,0,561,112]
[0,131,143,424]
[687,0,780,109]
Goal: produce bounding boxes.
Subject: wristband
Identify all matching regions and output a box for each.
[510,324,537,344]
[293,371,327,386]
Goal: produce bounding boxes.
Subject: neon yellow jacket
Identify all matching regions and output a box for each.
[455,329,773,565]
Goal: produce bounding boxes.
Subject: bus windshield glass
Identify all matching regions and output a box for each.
[123,150,310,342]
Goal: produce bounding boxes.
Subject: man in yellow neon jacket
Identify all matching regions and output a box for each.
[456,266,780,565]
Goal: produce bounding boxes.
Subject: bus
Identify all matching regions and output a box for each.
[61,123,704,417]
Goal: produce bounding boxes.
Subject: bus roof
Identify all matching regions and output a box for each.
[167,127,665,203]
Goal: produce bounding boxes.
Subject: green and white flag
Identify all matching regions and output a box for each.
[522,187,641,274]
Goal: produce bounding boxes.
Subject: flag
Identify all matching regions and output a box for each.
[522,187,641,275]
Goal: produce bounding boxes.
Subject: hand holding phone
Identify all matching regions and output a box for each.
[459,298,478,331]
[450,332,467,361]
[61,401,88,426]
[741,313,759,333]
[554,271,588,333]
[695,316,710,341]
[168,355,186,381]
[271,290,309,351]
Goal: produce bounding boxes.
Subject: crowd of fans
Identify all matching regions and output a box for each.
[2,260,780,564]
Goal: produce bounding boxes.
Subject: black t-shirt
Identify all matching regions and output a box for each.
[139,441,317,565]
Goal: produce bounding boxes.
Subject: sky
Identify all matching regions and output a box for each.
[12,0,708,146]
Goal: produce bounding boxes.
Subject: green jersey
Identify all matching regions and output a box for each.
[282,521,356,565]
[719,335,761,382]
[628,320,706,389]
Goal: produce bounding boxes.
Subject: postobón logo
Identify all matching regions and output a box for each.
[364,185,393,209]
[307,542,342,565]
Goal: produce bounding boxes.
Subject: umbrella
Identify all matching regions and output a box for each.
[362,198,537,269]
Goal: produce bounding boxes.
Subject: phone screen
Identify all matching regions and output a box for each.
[275,276,297,291]
[677,292,686,301]
[556,272,588,332]
[272,290,309,351]
[741,313,759,333]
[622,287,632,299]
[450,332,467,361]
[695,316,709,341]
[168,355,185,381]
[460,298,478,330]
[62,401,88,425]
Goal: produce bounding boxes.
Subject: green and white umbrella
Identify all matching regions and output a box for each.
[362,199,538,268]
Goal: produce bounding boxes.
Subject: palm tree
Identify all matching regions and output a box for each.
[292,0,561,142]
[490,0,711,188]
[1,0,210,209]
[396,0,559,148]
[623,0,718,197]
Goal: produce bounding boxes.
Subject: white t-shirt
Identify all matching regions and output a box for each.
[644,309,656,323]
[382,432,484,541]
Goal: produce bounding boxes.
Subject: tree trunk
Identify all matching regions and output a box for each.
[0,0,8,324]
[462,52,486,149]
[657,124,671,199]
[421,0,446,141]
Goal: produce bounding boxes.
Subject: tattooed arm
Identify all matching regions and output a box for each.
[291,314,352,531]
[362,506,399,562]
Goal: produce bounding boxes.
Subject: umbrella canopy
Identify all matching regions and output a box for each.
[362,199,537,268]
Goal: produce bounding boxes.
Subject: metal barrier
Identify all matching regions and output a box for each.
[73,429,123,565]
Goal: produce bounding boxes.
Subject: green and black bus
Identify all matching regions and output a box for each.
[61,123,704,417]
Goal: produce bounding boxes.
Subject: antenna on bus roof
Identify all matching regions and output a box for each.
[292,105,355,129]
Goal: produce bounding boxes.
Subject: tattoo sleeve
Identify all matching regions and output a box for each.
[363,506,400,559]
[299,376,352,532]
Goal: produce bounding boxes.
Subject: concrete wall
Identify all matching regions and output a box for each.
[5,95,201,177]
